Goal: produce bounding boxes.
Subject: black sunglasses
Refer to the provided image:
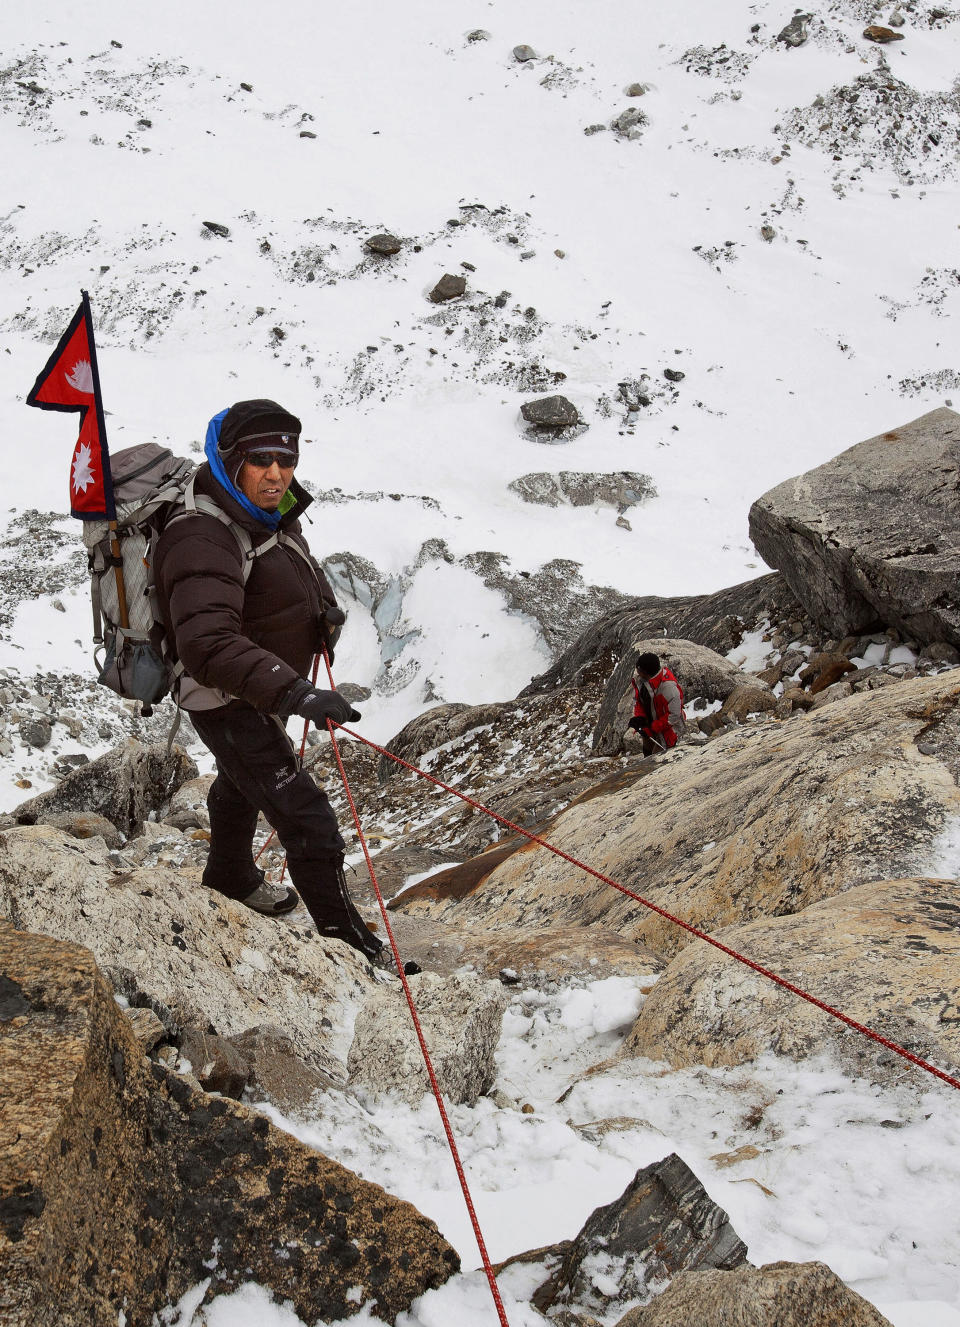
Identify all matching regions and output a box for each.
[245,450,298,469]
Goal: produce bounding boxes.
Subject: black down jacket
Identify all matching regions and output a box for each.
[154,464,338,712]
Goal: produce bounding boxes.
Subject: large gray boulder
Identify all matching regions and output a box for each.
[748,408,960,646]
[0,925,459,1327]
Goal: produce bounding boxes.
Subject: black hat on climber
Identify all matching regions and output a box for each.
[218,399,301,482]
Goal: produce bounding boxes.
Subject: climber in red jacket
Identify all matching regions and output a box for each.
[627,652,685,756]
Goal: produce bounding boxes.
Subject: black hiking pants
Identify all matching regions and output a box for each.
[189,704,382,959]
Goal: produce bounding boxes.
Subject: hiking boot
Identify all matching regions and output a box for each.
[240,873,300,916]
[369,945,422,977]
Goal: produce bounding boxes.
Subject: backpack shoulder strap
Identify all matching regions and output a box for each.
[165,478,320,589]
[165,474,259,586]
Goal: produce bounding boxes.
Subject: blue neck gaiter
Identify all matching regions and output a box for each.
[204,409,283,531]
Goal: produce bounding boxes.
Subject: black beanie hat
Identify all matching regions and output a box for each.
[636,652,661,676]
[219,398,302,457]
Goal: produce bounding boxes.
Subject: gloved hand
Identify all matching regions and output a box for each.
[280,679,360,726]
[627,716,644,731]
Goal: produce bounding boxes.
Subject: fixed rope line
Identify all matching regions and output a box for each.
[329,722,960,1097]
[320,651,512,1327]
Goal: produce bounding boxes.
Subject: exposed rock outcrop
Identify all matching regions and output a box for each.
[0,823,371,1082]
[615,1260,894,1327]
[521,573,809,698]
[749,408,960,647]
[508,471,655,511]
[622,877,960,1081]
[393,675,960,966]
[380,913,664,989]
[0,925,459,1327]
[7,740,197,839]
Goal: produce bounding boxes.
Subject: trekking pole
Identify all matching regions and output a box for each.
[107,522,130,629]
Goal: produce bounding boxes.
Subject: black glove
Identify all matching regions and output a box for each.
[627,716,644,731]
[280,679,360,726]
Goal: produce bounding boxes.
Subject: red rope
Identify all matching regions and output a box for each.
[329,722,960,1096]
[320,654,512,1327]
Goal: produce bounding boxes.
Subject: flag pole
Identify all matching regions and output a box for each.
[81,290,129,631]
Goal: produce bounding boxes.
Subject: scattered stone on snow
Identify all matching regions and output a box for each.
[508,471,656,511]
[428,272,467,302]
[513,44,538,62]
[17,716,50,750]
[364,232,403,255]
[520,393,584,439]
[611,107,648,139]
[779,66,960,185]
[863,24,906,42]
[777,14,812,47]
[201,219,230,237]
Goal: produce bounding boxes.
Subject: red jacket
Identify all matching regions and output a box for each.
[632,667,685,748]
